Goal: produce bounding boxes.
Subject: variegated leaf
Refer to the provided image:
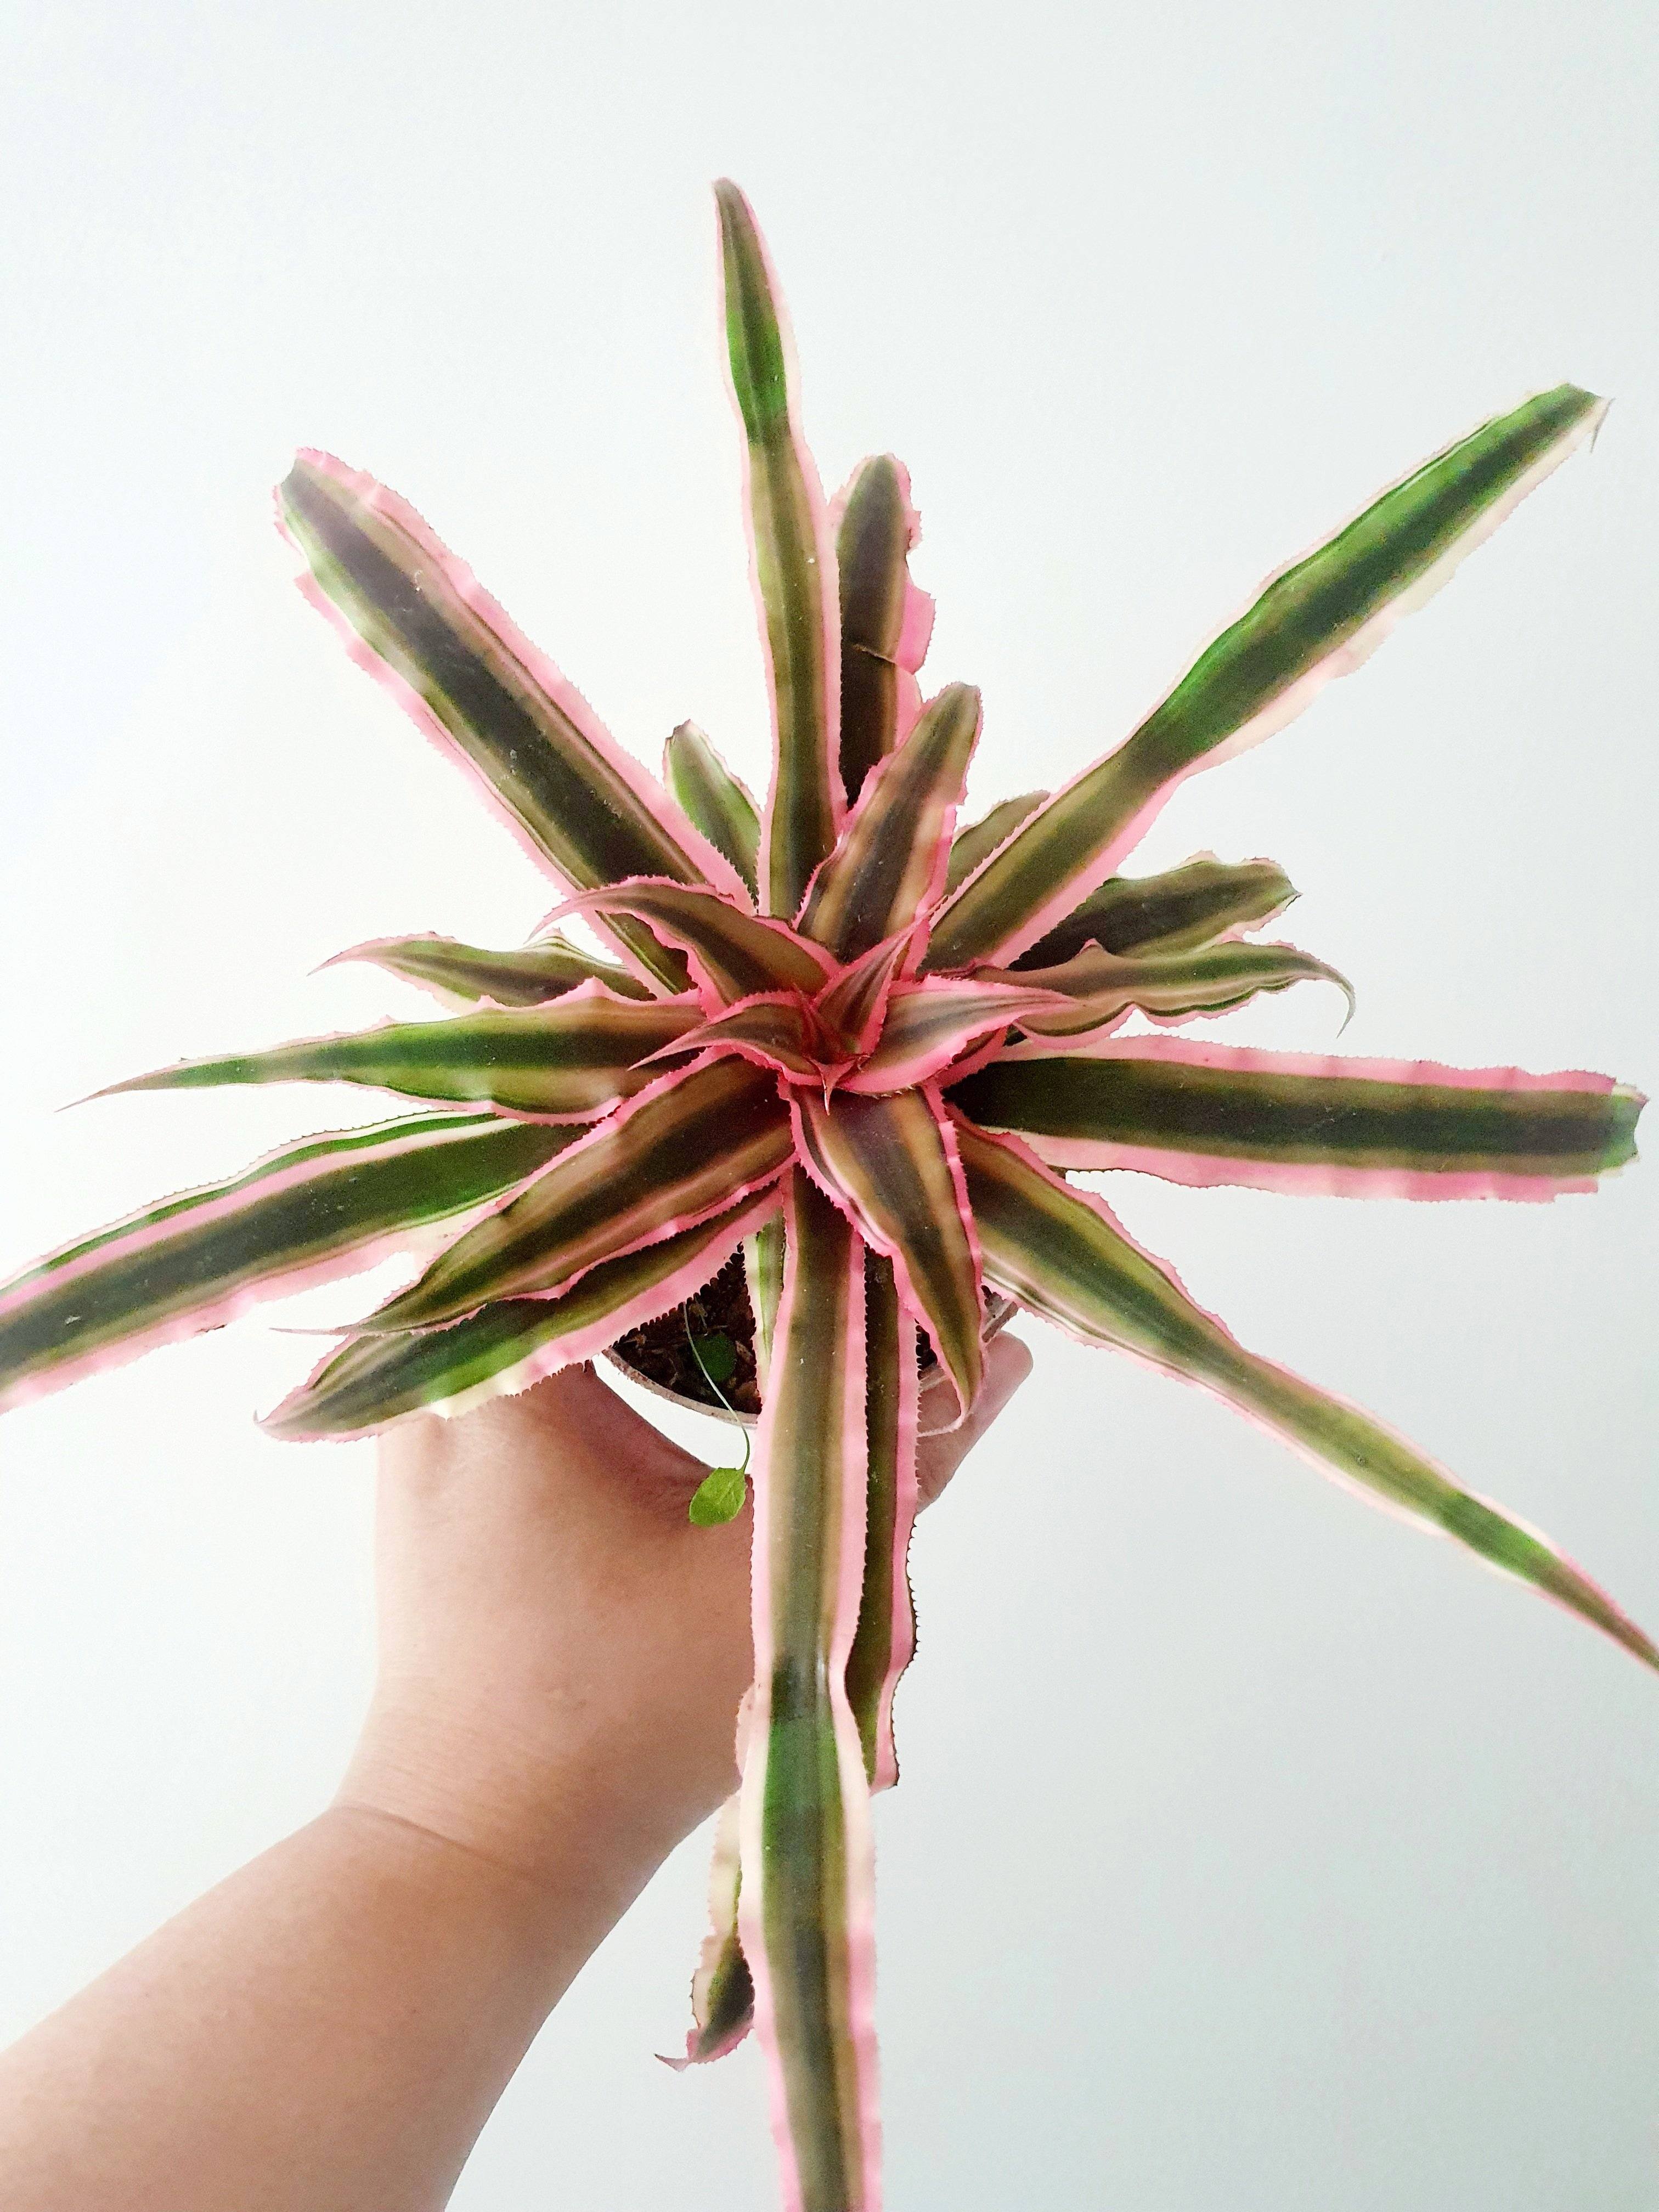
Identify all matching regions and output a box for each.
[814,930,918,1062]
[949,1040,1644,1200]
[0,1113,578,1414]
[945,792,1048,895]
[746,1217,787,1391]
[843,1252,921,1791]
[955,1121,1658,1670]
[550,879,834,1006]
[739,1172,879,2212]
[320,929,656,1008]
[927,387,1608,969]
[95,984,702,1121]
[656,995,825,1083]
[366,1057,794,1329]
[839,978,1070,1096]
[1010,854,1297,970]
[664,722,761,898]
[985,941,1353,1039]
[801,684,982,960]
[666,1791,755,2068]
[835,455,933,804]
[265,1188,780,1440]
[715,182,842,918]
[278,452,742,990]
[794,1086,984,1418]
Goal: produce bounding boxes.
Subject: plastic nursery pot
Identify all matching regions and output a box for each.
[604,1248,1016,1432]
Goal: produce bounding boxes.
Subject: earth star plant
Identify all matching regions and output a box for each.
[0,183,1649,2210]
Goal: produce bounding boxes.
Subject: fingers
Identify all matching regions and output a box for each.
[915,1331,1032,1510]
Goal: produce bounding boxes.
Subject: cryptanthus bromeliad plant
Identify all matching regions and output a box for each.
[0,182,1650,2210]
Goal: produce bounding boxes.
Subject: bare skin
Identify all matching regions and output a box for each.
[0,1338,1030,2212]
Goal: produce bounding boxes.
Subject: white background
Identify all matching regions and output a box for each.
[1,3,1654,2205]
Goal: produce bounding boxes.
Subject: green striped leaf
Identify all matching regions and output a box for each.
[555,879,834,1005]
[322,929,656,1009]
[278,453,737,992]
[265,1189,778,1440]
[669,1792,755,2067]
[928,386,1608,970]
[367,1057,794,1330]
[794,1087,984,1418]
[945,792,1047,895]
[96,987,702,1120]
[745,1216,786,1391]
[715,183,841,918]
[0,1113,578,1414]
[801,684,982,960]
[956,1121,1658,1671]
[843,1252,919,1790]
[985,941,1353,1037]
[949,1042,1643,1199]
[664,723,761,898]
[1010,854,1297,970]
[739,1172,879,2211]
[836,455,932,805]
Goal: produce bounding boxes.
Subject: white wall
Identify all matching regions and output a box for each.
[1,3,1654,2205]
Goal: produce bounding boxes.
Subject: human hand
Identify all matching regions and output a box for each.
[339,1338,1031,1913]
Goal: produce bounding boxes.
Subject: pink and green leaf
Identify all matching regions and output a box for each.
[838,977,1070,1095]
[264,1187,781,1440]
[738,1171,880,2212]
[664,722,761,899]
[813,930,918,1062]
[927,386,1609,970]
[834,455,934,804]
[843,1254,921,1791]
[94,984,703,1121]
[366,1056,795,1330]
[0,1112,579,1414]
[715,183,842,919]
[550,879,834,1007]
[801,683,983,960]
[278,452,741,990]
[984,941,1353,1039]
[746,1217,787,1391]
[1010,854,1298,970]
[944,791,1048,895]
[654,994,826,1083]
[666,1790,755,2068]
[955,1121,1658,1671]
[794,1086,984,1419]
[320,929,656,1009]
[949,1040,1644,1200]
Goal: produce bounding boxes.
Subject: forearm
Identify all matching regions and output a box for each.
[0,1799,635,2212]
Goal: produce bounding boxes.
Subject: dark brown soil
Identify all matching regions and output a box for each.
[610,1249,973,1418]
[610,1251,763,1416]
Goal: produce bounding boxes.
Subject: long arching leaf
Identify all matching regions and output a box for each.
[950,1041,1643,1200]
[738,1172,881,2212]
[835,455,933,804]
[366,1057,794,1329]
[550,879,834,1007]
[843,1253,921,1791]
[983,941,1353,1038]
[801,684,981,960]
[1009,854,1297,969]
[278,452,742,990]
[794,1086,984,1419]
[664,723,761,898]
[320,929,656,1008]
[927,386,1608,969]
[0,1113,578,1414]
[955,1121,1657,1671]
[264,1188,781,1440]
[94,984,703,1120]
[715,183,842,918]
